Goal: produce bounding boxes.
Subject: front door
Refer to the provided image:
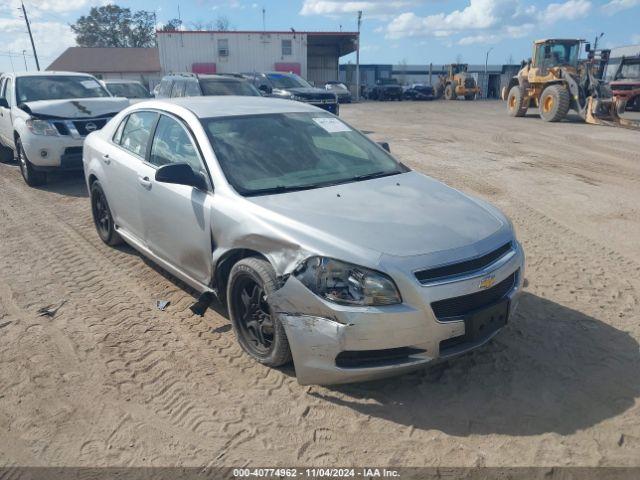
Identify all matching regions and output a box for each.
[137,113,213,287]
[0,78,14,148]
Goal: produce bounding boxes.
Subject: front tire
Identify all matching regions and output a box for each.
[90,180,122,246]
[539,84,570,122]
[444,84,456,100]
[16,137,46,186]
[507,86,529,117]
[227,258,292,367]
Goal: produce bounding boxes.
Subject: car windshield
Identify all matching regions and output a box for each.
[15,76,110,103]
[266,73,311,89]
[200,79,261,96]
[106,82,151,99]
[203,112,407,196]
[618,60,640,80]
[540,42,580,67]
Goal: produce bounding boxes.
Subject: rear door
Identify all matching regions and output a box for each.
[107,110,158,242]
[136,113,213,287]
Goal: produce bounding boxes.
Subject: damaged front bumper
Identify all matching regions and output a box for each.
[273,242,525,385]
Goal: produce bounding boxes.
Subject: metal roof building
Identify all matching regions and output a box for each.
[157,30,358,86]
[47,47,161,86]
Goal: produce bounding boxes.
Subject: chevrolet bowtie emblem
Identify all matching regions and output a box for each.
[478,274,496,290]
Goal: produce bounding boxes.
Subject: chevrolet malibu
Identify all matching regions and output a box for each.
[83,97,525,385]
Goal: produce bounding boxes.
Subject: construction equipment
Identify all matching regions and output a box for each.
[505,38,640,129]
[607,54,640,114]
[436,64,480,100]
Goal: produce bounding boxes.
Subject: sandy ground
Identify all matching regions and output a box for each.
[0,100,639,468]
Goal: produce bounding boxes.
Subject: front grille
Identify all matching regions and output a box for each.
[73,118,108,136]
[335,347,426,369]
[415,242,512,284]
[51,118,110,137]
[464,78,475,88]
[431,271,517,320]
[53,122,70,135]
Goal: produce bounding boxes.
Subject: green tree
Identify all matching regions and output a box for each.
[71,4,156,48]
[159,18,182,32]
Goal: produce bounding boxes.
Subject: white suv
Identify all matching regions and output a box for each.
[0,71,129,186]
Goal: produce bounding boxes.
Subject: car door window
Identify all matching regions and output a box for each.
[119,111,157,158]
[171,79,186,98]
[149,115,204,173]
[184,79,201,96]
[157,79,172,98]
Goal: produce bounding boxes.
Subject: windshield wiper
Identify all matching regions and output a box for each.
[350,170,402,182]
[243,184,320,196]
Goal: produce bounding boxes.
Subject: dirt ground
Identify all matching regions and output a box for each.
[0,100,639,468]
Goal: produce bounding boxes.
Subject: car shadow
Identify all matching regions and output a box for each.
[36,171,88,198]
[309,291,640,437]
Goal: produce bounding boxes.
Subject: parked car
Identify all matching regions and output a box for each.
[368,78,403,101]
[101,79,152,102]
[403,83,435,101]
[244,72,339,114]
[0,71,128,186]
[155,73,261,99]
[83,96,524,385]
[324,81,352,103]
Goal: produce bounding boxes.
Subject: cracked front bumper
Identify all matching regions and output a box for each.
[274,242,525,385]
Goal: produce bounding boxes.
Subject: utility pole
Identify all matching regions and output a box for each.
[355,10,362,102]
[484,47,493,99]
[262,7,266,31]
[21,1,40,71]
[22,50,28,70]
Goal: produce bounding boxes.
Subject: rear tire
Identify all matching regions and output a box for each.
[539,84,570,122]
[16,137,46,187]
[444,84,456,100]
[90,180,122,246]
[227,258,292,368]
[507,86,529,117]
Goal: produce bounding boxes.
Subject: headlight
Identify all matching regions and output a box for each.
[294,257,402,306]
[290,95,305,101]
[26,118,58,136]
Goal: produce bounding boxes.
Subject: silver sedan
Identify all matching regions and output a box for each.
[83,96,525,385]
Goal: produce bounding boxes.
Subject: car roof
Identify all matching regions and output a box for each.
[133,96,324,118]
[7,71,98,78]
[103,79,143,84]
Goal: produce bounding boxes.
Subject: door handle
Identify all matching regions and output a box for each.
[102,153,111,165]
[138,176,152,189]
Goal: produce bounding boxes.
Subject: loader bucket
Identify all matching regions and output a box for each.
[585,97,640,130]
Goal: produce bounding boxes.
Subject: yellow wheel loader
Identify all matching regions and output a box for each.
[505,38,640,129]
[436,64,480,100]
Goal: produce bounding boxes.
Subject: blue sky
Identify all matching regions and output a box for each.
[1,0,639,72]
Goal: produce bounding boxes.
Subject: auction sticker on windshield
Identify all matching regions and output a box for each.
[313,117,351,133]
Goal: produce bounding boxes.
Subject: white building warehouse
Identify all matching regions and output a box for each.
[157,30,358,86]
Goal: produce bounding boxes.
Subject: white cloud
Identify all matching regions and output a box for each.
[300,0,415,16]
[6,0,104,15]
[541,0,591,23]
[386,0,591,45]
[601,0,640,15]
[632,33,640,44]
[3,20,75,69]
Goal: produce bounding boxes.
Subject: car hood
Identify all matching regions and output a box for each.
[248,171,507,258]
[18,97,130,119]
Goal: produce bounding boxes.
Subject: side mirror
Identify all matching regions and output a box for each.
[377,141,390,153]
[585,43,591,53]
[155,163,208,191]
[259,85,272,95]
[0,98,9,108]
[544,45,551,58]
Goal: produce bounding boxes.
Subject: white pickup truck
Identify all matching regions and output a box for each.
[0,71,129,186]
